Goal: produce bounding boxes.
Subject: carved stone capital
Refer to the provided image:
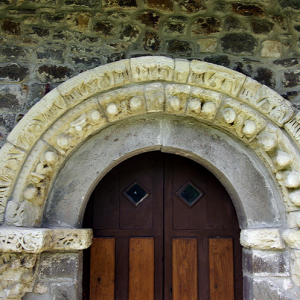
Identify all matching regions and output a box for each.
[0,228,92,253]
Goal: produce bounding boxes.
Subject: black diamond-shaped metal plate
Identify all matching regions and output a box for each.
[176,181,204,207]
[122,180,150,207]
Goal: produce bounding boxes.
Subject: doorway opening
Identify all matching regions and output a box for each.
[83,151,242,299]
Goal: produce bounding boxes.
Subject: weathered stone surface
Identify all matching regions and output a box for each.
[143,31,161,51]
[0,63,29,82]
[221,33,257,55]
[28,26,50,38]
[93,21,116,36]
[240,229,285,250]
[0,253,38,299]
[102,52,125,63]
[0,45,27,61]
[287,211,300,228]
[261,40,282,58]
[0,84,28,112]
[224,16,245,31]
[233,62,252,77]
[197,38,217,53]
[283,230,300,249]
[119,24,141,42]
[284,71,300,88]
[270,14,287,30]
[163,17,187,36]
[103,0,137,8]
[69,56,101,69]
[254,67,275,88]
[244,249,290,276]
[274,58,299,67]
[231,3,265,17]
[136,11,160,28]
[25,83,48,109]
[36,65,73,83]
[1,19,21,36]
[179,0,206,13]
[36,47,64,63]
[166,39,193,56]
[204,55,230,67]
[41,13,65,25]
[64,0,99,6]
[253,278,291,299]
[191,17,221,35]
[51,282,79,300]
[144,0,173,11]
[280,0,300,9]
[291,251,300,286]
[251,19,274,34]
[0,113,16,133]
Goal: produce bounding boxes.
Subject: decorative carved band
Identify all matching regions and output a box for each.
[0,228,92,253]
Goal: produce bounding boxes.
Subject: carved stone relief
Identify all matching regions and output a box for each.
[0,57,299,296]
[0,252,38,299]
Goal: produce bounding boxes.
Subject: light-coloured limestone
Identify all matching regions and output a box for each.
[215,98,267,143]
[144,83,165,112]
[131,56,174,82]
[238,77,294,126]
[287,211,300,228]
[188,60,246,97]
[0,253,38,299]
[240,229,285,250]
[261,39,283,58]
[165,84,190,114]
[174,58,190,83]
[283,230,300,249]
[0,228,92,253]
[197,38,218,53]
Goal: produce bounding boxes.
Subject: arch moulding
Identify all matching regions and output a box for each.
[1,56,300,299]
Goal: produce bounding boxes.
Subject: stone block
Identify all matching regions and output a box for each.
[0,84,28,112]
[27,26,50,38]
[163,17,188,36]
[224,16,245,31]
[240,229,285,250]
[38,253,80,281]
[93,21,116,36]
[136,11,160,29]
[119,24,141,42]
[283,230,300,249]
[231,3,265,17]
[284,71,300,88]
[221,33,258,55]
[287,211,300,228]
[204,55,230,67]
[0,63,29,82]
[261,40,282,58]
[36,47,64,63]
[243,249,290,276]
[166,39,193,56]
[274,58,299,67]
[143,31,161,52]
[36,65,74,83]
[0,45,28,61]
[280,0,300,9]
[251,19,274,34]
[1,19,21,36]
[144,0,173,11]
[102,0,137,8]
[197,38,217,53]
[191,17,221,36]
[254,67,275,88]
[179,0,206,13]
[253,279,291,299]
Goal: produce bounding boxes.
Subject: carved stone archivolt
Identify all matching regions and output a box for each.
[0,57,300,296]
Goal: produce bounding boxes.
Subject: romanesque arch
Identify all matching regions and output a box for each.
[1,56,300,299]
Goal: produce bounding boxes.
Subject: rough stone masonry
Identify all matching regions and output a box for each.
[0,0,300,147]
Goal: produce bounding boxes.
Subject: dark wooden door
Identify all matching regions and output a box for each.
[83,152,242,300]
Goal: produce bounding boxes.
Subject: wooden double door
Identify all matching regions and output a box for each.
[83,152,242,300]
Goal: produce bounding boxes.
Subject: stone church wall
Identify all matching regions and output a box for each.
[0,0,300,146]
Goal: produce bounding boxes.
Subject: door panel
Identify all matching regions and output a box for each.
[83,152,242,300]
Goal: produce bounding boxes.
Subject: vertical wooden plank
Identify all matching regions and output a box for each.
[129,237,154,300]
[90,238,115,300]
[172,238,198,300]
[209,238,234,300]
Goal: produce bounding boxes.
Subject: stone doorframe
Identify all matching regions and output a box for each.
[1,56,300,299]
